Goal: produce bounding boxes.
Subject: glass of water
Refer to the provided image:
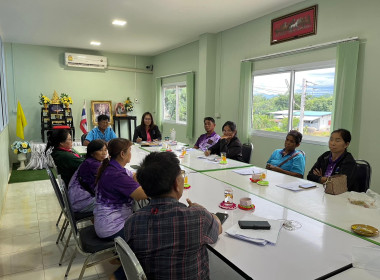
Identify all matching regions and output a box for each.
[224,187,233,205]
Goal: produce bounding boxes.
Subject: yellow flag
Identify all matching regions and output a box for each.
[16,101,28,139]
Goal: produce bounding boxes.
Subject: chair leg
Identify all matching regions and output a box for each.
[65,247,77,277]
[59,230,72,265]
[56,210,63,226]
[78,255,92,280]
[56,219,68,244]
[60,219,70,242]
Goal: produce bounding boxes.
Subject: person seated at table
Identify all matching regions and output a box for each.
[194,117,221,151]
[133,112,161,143]
[266,130,305,178]
[83,114,117,146]
[123,151,222,280]
[68,139,107,213]
[307,128,357,191]
[94,138,147,241]
[45,129,84,186]
[205,121,243,162]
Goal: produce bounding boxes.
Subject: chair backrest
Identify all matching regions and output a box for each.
[46,166,65,210]
[114,237,147,280]
[57,175,80,237]
[81,133,88,145]
[242,143,253,164]
[355,160,371,192]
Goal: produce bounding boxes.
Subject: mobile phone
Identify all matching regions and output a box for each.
[130,165,140,170]
[215,212,229,224]
[238,220,271,230]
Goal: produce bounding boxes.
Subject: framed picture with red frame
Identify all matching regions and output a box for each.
[271,5,318,45]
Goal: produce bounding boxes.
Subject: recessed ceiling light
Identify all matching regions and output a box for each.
[90,41,101,46]
[112,19,127,26]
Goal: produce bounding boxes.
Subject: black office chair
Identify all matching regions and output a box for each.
[242,143,253,164]
[81,133,88,145]
[355,160,371,192]
[114,237,147,280]
[58,176,117,280]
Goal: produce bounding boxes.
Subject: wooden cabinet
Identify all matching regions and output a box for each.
[41,104,75,142]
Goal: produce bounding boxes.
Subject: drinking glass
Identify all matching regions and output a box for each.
[224,187,233,205]
[221,152,227,162]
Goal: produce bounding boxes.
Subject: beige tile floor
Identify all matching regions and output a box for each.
[0,180,118,280]
[1,180,245,280]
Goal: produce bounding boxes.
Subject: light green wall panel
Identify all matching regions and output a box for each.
[0,126,10,216]
[153,42,199,143]
[5,43,153,153]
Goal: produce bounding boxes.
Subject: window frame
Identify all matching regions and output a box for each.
[161,81,187,125]
[251,60,336,145]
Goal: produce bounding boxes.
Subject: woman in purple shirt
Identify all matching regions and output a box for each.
[94,138,147,241]
[307,129,357,191]
[68,139,107,213]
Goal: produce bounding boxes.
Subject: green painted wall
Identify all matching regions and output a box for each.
[4,43,153,153]
[154,0,380,193]
[0,126,10,216]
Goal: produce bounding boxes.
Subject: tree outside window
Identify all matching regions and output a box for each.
[163,83,187,124]
[252,65,335,138]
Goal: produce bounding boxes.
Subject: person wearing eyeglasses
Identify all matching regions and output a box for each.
[83,114,117,146]
[204,121,243,162]
[133,112,162,143]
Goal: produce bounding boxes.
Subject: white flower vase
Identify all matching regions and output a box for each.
[17,153,27,170]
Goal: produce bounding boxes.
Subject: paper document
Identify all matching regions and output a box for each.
[275,182,304,191]
[225,215,283,245]
[233,167,264,175]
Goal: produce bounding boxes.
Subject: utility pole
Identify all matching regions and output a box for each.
[299,78,307,133]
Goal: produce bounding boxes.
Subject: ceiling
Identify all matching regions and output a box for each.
[0,0,305,56]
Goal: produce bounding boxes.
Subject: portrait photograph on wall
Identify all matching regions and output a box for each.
[114,102,127,116]
[91,100,113,125]
[271,5,317,45]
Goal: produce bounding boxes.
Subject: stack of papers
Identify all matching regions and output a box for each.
[233,167,264,175]
[276,182,316,191]
[225,215,283,245]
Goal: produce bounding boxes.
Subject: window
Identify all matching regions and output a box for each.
[252,61,335,139]
[162,83,187,124]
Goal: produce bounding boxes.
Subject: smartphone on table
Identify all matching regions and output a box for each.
[215,212,229,224]
[238,220,271,230]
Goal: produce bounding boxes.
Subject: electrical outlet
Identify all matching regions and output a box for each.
[134,98,139,104]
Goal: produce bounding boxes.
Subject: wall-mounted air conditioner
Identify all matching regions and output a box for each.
[65,53,107,69]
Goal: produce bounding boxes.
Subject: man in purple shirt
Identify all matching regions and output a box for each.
[124,152,222,280]
[194,117,220,151]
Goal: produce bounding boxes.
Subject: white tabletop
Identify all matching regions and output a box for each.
[180,172,375,280]
[203,167,380,245]
[139,143,252,172]
[328,267,380,280]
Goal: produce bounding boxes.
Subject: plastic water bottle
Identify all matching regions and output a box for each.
[170,128,176,141]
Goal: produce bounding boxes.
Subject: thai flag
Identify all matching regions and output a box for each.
[80,101,88,134]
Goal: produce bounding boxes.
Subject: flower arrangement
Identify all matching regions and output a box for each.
[125,97,134,112]
[60,93,73,106]
[39,93,51,105]
[11,141,31,154]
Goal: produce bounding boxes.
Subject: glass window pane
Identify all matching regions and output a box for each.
[294,68,335,137]
[163,87,176,121]
[178,86,187,123]
[252,72,291,132]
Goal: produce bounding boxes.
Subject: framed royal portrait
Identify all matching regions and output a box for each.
[91,100,113,125]
[271,5,318,45]
[114,102,127,116]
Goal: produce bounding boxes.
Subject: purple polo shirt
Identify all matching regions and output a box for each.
[68,157,100,212]
[94,159,140,238]
[194,131,221,151]
[324,153,343,177]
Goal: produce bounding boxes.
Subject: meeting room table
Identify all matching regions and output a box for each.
[178,171,377,280]
[202,167,380,246]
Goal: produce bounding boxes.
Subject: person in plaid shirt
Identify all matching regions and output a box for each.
[123,152,222,280]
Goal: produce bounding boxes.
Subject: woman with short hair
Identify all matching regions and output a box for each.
[266,130,305,178]
[307,129,357,191]
[133,112,162,142]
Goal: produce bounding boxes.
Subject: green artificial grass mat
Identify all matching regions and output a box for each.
[8,163,56,184]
